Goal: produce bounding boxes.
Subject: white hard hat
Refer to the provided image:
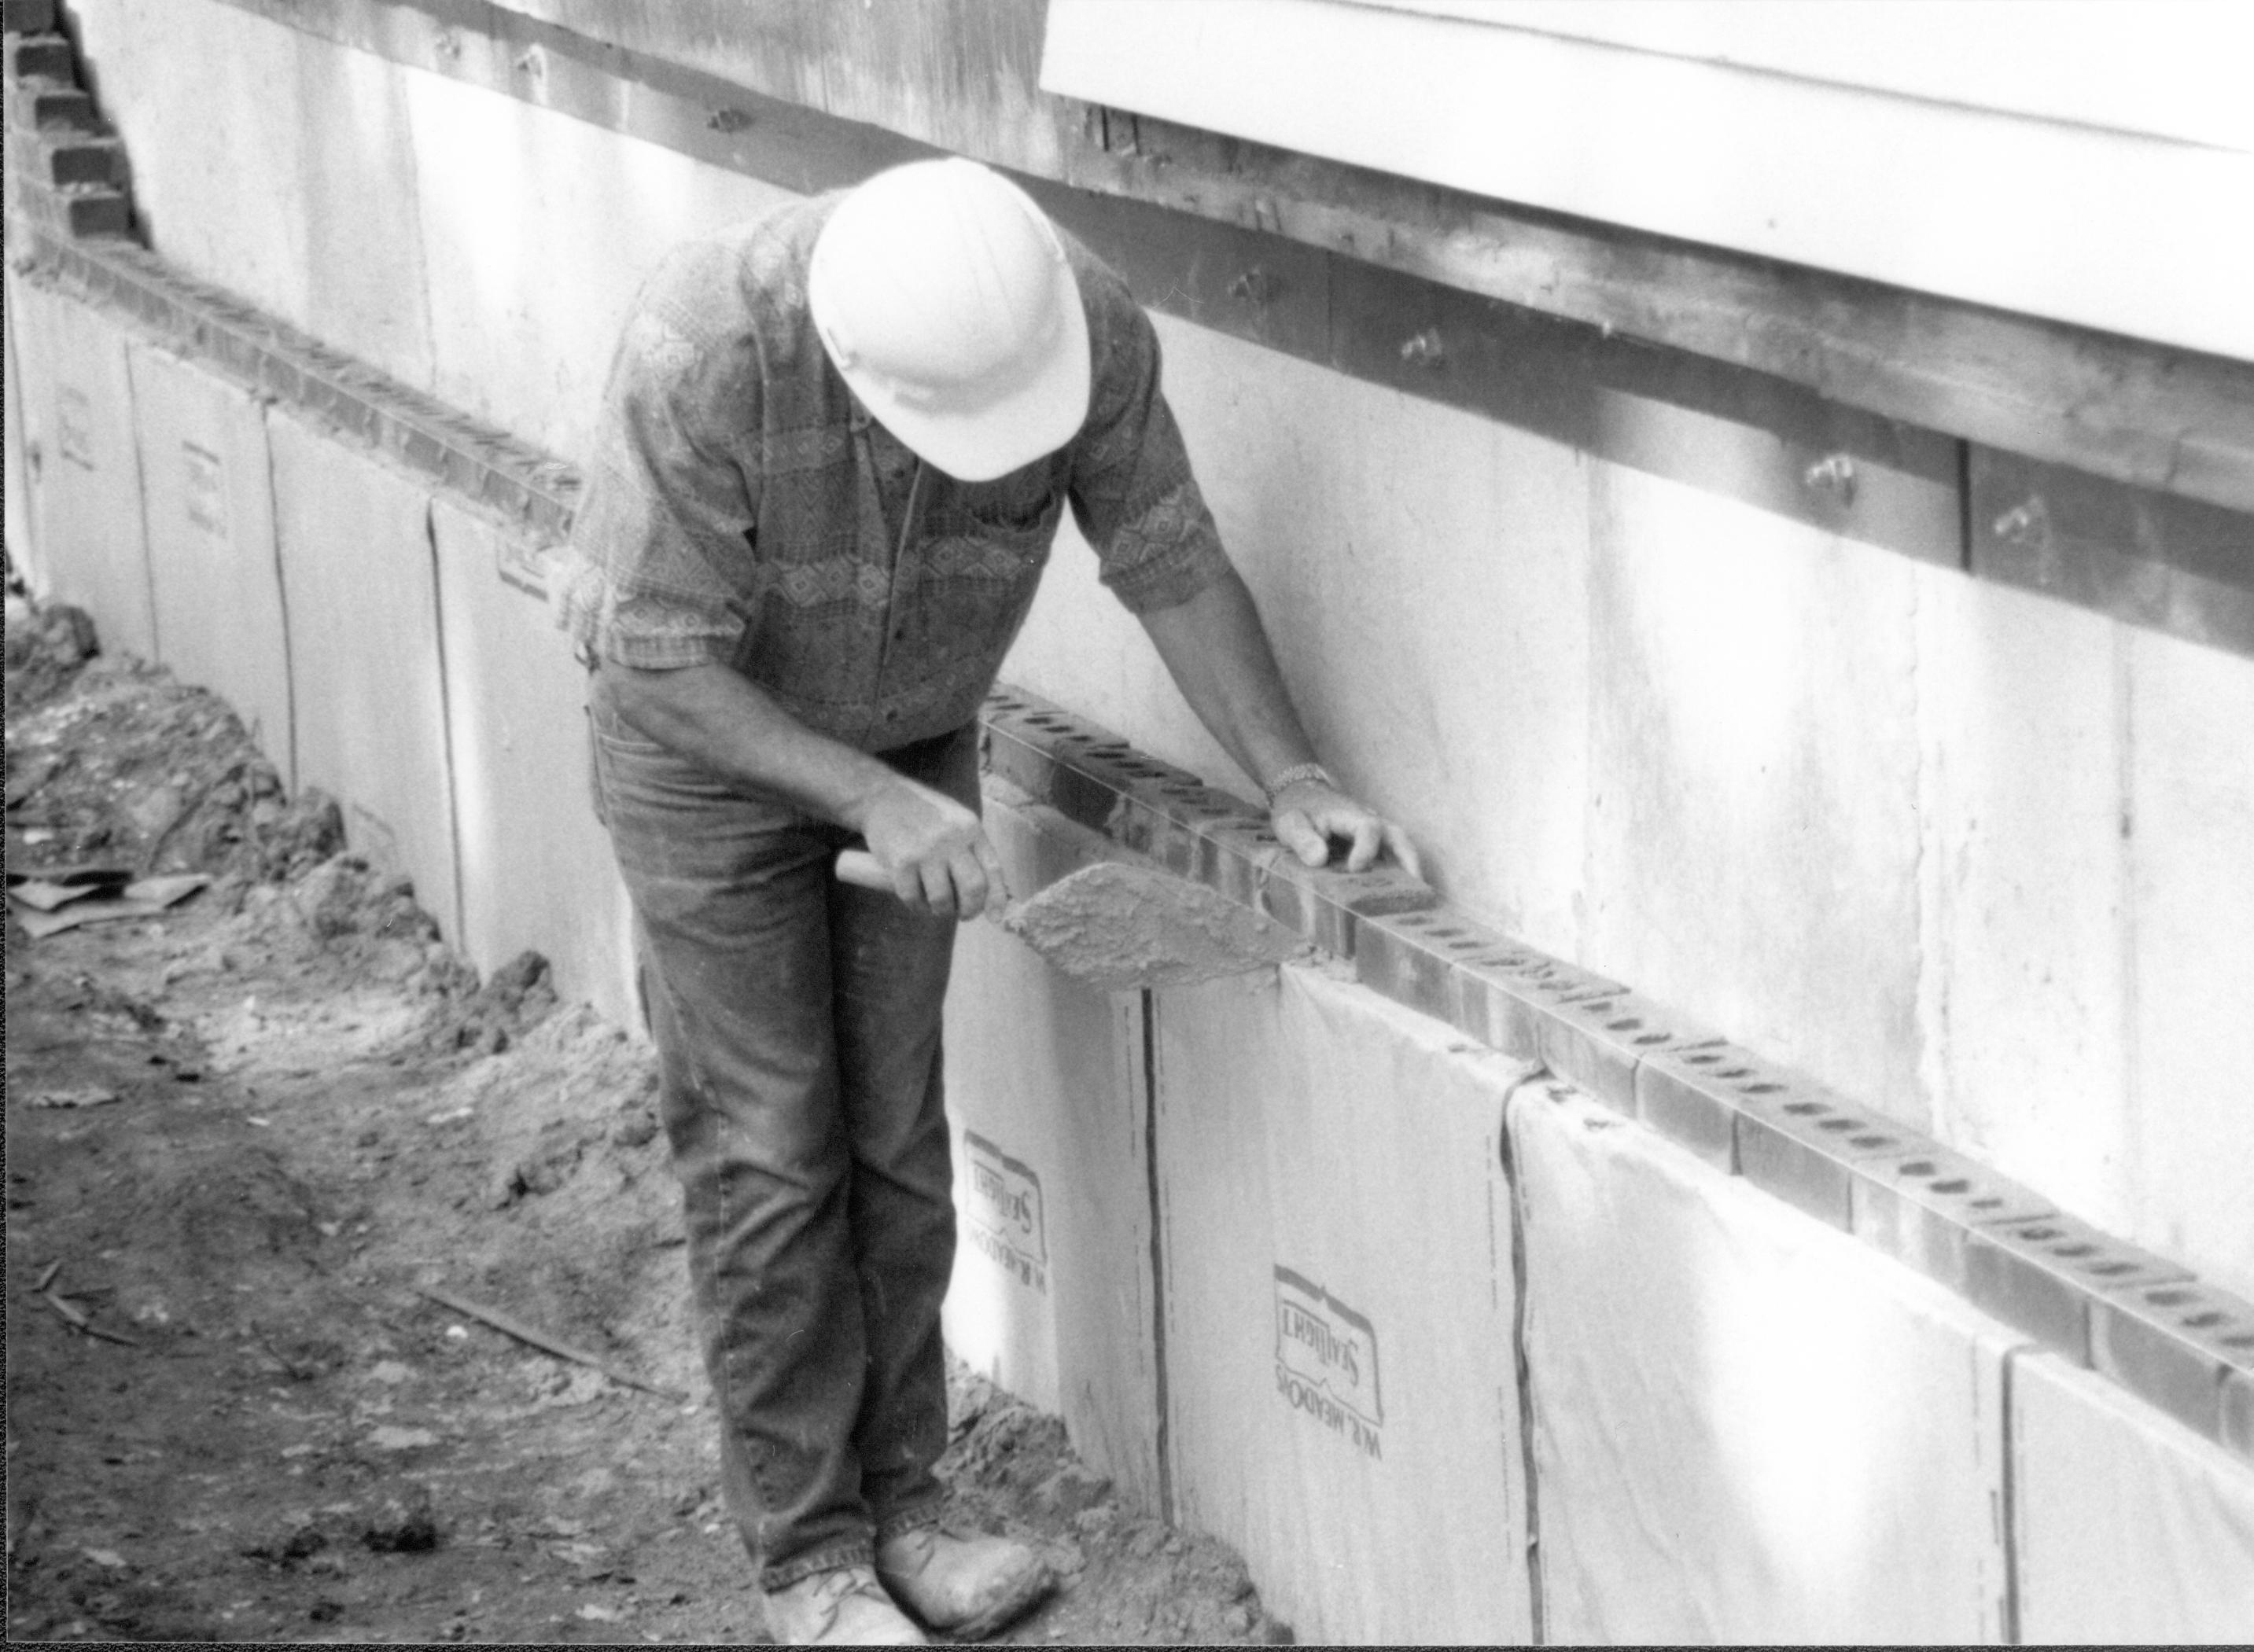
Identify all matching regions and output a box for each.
[809,158,1091,483]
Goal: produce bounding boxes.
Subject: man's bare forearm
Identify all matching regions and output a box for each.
[1136,568,1320,789]
[1139,568,1423,877]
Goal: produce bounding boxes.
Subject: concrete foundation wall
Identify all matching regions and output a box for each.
[62,0,794,465]
[1007,313,2254,1301]
[66,0,439,389]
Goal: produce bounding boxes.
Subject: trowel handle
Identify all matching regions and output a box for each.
[834,848,893,892]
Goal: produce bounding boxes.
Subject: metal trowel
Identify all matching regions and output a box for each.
[834,848,1306,992]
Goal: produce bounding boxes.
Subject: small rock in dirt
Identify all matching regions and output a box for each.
[1034,1465,1113,1521]
[3,599,98,708]
[29,1087,121,1109]
[360,1483,439,1553]
[366,1426,440,1452]
[610,1112,659,1149]
[242,1522,327,1565]
[431,949,558,1053]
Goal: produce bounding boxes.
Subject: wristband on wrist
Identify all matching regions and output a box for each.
[1261,761,1334,806]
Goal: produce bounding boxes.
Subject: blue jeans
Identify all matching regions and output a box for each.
[588,691,970,1589]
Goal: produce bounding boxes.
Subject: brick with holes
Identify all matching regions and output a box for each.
[1848,1145,2056,1294]
[1353,907,1524,1028]
[2089,1278,2254,1448]
[1453,947,1623,1066]
[1717,1064,1921,1229]
[1537,989,1725,1119]
[1964,1214,2195,1364]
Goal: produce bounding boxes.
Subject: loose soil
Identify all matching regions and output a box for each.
[4,598,1287,1645]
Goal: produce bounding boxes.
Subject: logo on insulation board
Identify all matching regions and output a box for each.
[183,442,227,537]
[964,1131,1046,1293]
[57,388,96,469]
[1273,1267,1383,1458]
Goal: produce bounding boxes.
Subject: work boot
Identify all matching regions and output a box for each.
[762,1563,926,1645]
[875,1525,1055,1640]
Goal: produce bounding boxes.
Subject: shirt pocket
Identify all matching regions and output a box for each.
[912,486,1064,655]
[728,517,882,712]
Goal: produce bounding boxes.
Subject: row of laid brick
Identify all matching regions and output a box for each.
[4,38,134,241]
[18,228,584,543]
[11,167,2249,1468]
[973,682,2254,1465]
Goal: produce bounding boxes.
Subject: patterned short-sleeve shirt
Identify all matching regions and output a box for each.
[558,191,1233,752]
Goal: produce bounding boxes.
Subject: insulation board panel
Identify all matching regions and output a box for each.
[268,410,457,934]
[126,341,293,781]
[429,498,635,1028]
[940,793,1163,1512]
[7,277,156,657]
[2012,1348,2254,1644]
[1153,963,1536,1645]
[1510,1076,2019,1643]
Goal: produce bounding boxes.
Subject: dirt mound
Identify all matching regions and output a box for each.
[4,595,98,711]
[6,602,343,882]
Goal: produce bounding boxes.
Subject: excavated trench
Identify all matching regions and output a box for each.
[4,598,1290,1646]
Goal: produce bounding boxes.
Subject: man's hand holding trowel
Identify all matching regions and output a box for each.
[840,557,1421,925]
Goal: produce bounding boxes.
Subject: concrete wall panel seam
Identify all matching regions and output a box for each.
[1998,1343,2024,1645]
[1141,987,1176,1529]
[261,401,300,789]
[423,497,468,944]
[1494,1095,1548,1643]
